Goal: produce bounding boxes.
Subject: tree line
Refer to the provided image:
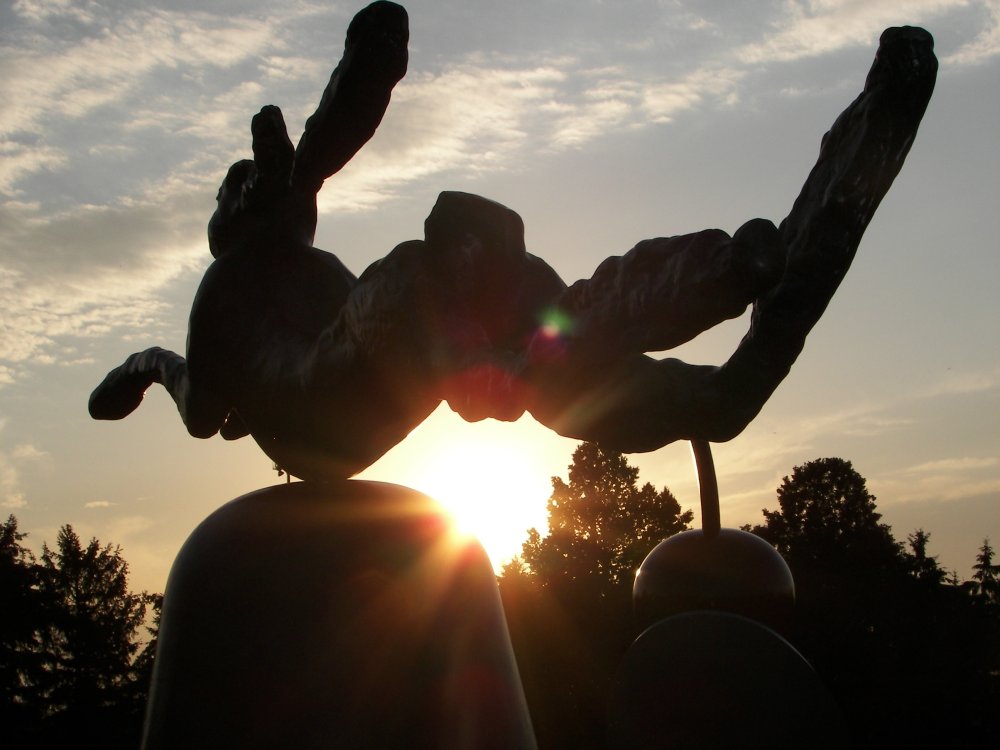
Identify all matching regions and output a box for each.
[0,517,159,748]
[2,447,997,748]
[498,445,1000,749]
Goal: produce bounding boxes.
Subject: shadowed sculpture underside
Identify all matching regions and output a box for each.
[88,2,937,482]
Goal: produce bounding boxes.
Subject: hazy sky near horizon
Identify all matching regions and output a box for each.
[1,0,998,593]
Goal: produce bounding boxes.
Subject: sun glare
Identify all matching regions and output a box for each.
[410,438,551,568]
[362,406,568,570]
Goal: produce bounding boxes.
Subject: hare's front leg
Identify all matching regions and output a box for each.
[89,346,230,439]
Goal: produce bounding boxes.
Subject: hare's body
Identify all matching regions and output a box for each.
[89,2,937,481]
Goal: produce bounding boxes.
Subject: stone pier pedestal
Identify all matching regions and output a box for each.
[142,481,536,749]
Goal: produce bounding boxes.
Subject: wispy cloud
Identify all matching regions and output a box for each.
[84,500,115,509]
[0,426,46,509]
[0,1,333,200]
[550,89,635,148]
[642,65,745,122]
[780,401,909,444]
[943,0,1000,65]
[698,363,1000,515]
[771,366,998,444]
[915,368,1000,399]
[320,52,752,211]
[0,142,66,196]
[876,454,1000,504]
[318,62,568,211]
[12,0,98,25]
[0,494,27,510]
[736,0,970,64]
[0,185,208,367]
[1,6,280,141]
[11,444,47,460]
[2,0,995,385]
[1,3,314,375]
[903,457,999,473]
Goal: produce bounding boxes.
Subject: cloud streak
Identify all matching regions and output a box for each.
[4,36,757,372]
[904,457,999,473]
[0,422,46,509]
[0,184,208,368]
[943,0,1000,65]
[2,0,994,384]
[1,5,281,141]
[875,459,1000,505]
[736,0,979,64]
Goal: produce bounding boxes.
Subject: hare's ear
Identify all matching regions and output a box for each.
[291,1,409,192]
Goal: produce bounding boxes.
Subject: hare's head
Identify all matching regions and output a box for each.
[207,106,317,258]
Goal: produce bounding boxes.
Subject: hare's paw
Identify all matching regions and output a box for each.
[88,360,155,420]
[871,27,937,97]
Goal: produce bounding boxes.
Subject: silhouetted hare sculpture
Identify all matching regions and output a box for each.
[90,1,937,481]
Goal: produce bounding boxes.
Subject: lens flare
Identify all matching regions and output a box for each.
[538,308,575,340]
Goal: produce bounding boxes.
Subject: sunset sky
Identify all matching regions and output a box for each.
[2,0,998,594]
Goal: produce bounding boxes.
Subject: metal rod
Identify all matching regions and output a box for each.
[690,440,720,537]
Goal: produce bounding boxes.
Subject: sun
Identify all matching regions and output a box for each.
[361,405,573,570]
[409,439,548,560]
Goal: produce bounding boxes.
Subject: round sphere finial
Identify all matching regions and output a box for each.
[633,527,795,634]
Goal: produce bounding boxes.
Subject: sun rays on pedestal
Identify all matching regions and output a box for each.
[361,404,574,569]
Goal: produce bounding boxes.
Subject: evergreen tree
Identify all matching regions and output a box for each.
[34,526,149,719]
[502,443,692,750]
[971,538,1000,605]
[751,459,996,748]
[1,518,160,746]
[0,516,46,737]
[905,528,947,585]
[521,442,692,591]
[131,592,163,691]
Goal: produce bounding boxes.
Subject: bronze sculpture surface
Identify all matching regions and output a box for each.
[88,1,938,482]
[78,4,939,747]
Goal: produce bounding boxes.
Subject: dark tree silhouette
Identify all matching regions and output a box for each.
[0,516,47,740]
[754,457,902,567]
[971,538,1000,605]
[905,528,947,584]
[130,592,163,699]
[35,527,148,718]
[498,555,531,581]
[0,518,158,749]
[521,442,692,591]
[501,443,691,750]
[751,459,998,748]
